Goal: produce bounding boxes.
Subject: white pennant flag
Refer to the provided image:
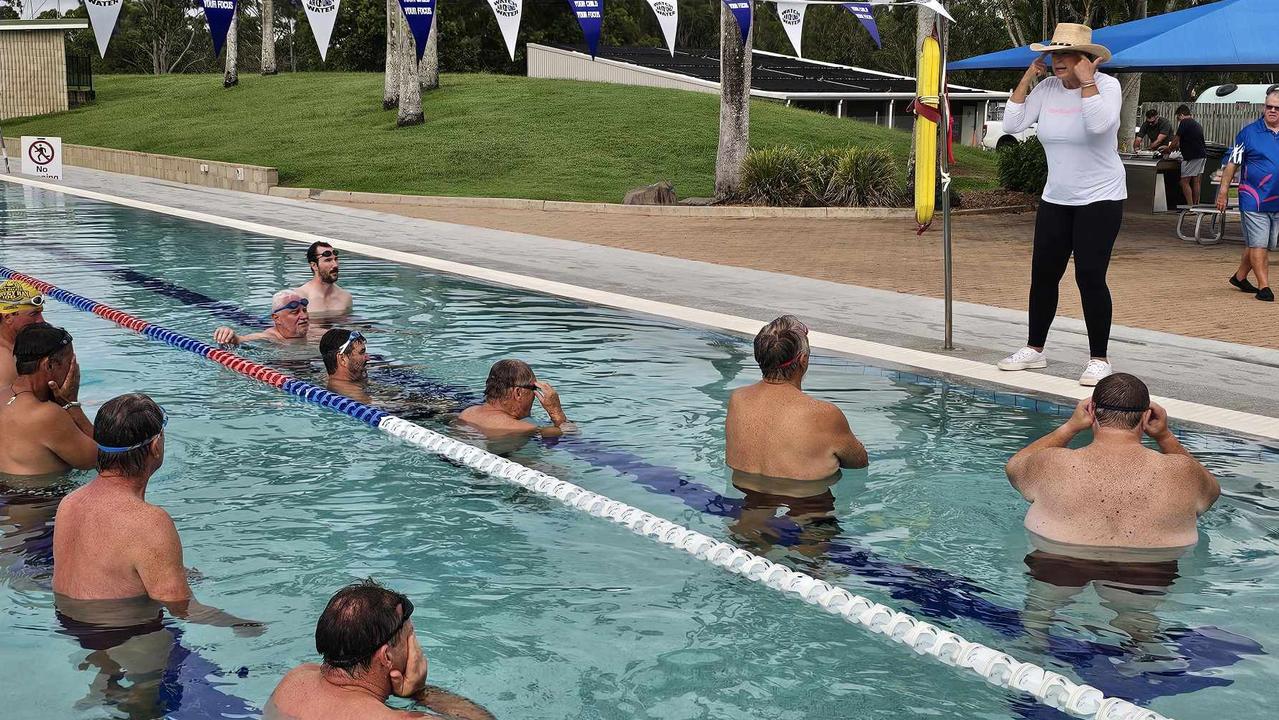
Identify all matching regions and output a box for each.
[644,0,678,56]
[302,0,341,61]
[775,2,807,58]
[915,0,954,22]
[83,0,124,57]
[486,0,523,61]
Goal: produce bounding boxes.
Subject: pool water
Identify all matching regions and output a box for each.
[1,183,1276,720]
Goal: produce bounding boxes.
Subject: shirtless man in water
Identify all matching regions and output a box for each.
[1006,372,1219,549]
[266,579,492,720]
[725,315,868,486]
[294,242,352,317]
[0,280,50,385]
[320,328,371,403]
[458,359,574,437]
[213,290,311,346]
[0,323,96,476]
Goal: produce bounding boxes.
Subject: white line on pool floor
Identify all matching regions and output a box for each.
[5,173,1279,442]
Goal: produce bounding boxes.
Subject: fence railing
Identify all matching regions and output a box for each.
[1145,102,1262,146]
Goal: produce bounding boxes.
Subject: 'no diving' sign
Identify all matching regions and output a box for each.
[21,136,63,180]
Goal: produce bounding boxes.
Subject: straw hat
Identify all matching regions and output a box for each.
[1029,23,1111,63]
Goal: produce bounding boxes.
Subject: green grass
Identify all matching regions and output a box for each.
[4,73,998,202]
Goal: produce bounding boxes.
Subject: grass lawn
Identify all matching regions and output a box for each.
[4,73,999,202]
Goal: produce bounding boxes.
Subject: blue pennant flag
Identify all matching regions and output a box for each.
[398,0,437,63]
[722,0,751,45]
[201,0,237,58]
[842,2,881,48]
[566,0,604,58]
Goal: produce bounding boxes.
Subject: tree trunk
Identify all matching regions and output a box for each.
[1115,1,1146,152]
[1041,0,1051,40]
[261,0,277,75]
[223,10,238,88]
[714,2,752,200]
[907,3,939,185]
[396,11,424,126]
[383,0,400,109]
[419,8,439,91]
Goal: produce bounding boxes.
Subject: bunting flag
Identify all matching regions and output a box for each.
[398,0,437,63]
[486,0,523,61]
[775,2,806,57]
[302,0,341,61]
[916,0,954,22]
[721,0,751,45]
[644,0,678,56]
[566,0,603,58]
[841,3,880,48]
[200,0,237,58]
[83,0,123,57]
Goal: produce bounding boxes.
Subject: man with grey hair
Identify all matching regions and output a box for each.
[725,315,867,482]
[458,359,574,437]
[1006,373,1219,549]
[1220,85,1279,301]
[213,290,312,346]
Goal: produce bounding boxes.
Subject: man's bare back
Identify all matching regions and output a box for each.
[726,382,867,482]
[266,665,430,720]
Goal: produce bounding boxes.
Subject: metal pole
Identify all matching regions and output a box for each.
[937,13,953,350]
[0,125,9,175]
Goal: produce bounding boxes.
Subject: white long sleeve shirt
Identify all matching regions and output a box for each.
[1003,73,1127,206]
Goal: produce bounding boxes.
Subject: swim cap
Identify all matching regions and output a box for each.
[0,280,42,315]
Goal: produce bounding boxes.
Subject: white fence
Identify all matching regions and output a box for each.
[1145,102,1262,145]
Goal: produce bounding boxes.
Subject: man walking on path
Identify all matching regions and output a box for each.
[1164,105,1207,208]
[1220,86,1279,302]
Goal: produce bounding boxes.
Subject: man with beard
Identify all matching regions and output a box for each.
[213,290,311,346]
[295,242,352,317]
[320,328,370,403]
[0,280,48,385]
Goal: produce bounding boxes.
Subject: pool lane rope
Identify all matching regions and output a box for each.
[2,265,1171,720]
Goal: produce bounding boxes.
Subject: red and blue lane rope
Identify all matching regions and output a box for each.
[0,266,387,427]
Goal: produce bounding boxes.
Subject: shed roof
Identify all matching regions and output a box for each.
[0,18,89,32]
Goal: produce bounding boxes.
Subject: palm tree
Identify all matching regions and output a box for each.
[420,9,439,91]
[383,0,400,109]
[396,10,424,126]
[261,0,277,75]
[223,6,238,88]
[714,2,752,200]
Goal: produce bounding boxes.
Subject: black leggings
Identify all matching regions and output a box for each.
[1028,199,1125,358]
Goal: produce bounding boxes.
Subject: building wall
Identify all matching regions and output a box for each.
[528,44,719,95]
[0,29,68,120]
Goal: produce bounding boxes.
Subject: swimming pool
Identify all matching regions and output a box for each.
[1,182,1276,720]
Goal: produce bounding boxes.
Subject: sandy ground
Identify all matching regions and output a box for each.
[327,201,1273,349]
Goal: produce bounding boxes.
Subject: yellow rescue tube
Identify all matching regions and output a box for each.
[914,36,941,229]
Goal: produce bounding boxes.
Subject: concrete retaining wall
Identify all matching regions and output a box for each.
[2,137,278,194]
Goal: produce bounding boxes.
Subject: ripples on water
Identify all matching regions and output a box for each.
[0,186,1276,719]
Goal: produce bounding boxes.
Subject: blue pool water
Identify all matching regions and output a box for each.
[1,182,1276,720]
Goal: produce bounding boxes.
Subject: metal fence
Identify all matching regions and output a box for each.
[1145,102,1262,145]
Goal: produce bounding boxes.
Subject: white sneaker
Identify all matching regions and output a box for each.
[1079,359,1113,387]
[997,347,1047,371]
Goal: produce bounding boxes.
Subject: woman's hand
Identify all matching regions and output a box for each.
[1024,56,1048,81]
[1071,55,1103,85]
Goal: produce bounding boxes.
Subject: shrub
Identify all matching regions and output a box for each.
[740,146,810,206]
[997,137,1048,194]
[828,147,903,207]
[739,146,904,207]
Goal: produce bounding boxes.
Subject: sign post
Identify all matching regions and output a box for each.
[21,136,64,181]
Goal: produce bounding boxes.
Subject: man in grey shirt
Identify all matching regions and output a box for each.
[1135,108,1173,151]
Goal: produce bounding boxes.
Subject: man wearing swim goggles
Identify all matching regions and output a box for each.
[458,358,575,437]
[213,290,312,346]
[294,241,352,317]
[319,328,370,403]
[0,279,48,385]
[1006,372,1219,550]
[0,322,97,476]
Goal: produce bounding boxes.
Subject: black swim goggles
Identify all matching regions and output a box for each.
[338,331,365,355]
[271,297,310,314]
[1093,400,1150,413]
[97,408,168,454]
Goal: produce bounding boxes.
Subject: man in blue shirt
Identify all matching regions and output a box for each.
[1221,86,1279,302]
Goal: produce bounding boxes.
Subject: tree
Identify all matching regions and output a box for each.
[383,0,399,108]
[419,6,439,91]
[261,0,277,74]
[714,2,751,200]
[396,8,423,125]
[1115,0,1146,152]
[224,4,239,87]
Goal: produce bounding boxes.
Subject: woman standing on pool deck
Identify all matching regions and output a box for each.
[997,24,1125,387]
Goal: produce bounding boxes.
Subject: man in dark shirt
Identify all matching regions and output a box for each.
[1165,104,1208,207]
[1136,109,1173,151]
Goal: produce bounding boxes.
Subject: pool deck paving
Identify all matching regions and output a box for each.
[7,167,1279,429]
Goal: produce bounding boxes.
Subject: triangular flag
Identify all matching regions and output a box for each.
[398,0,436,64]
[83,0,123,58]
[565,0,603,58]
[915,0,954,22]
[302,0,342,61]
[841,3,881,48]
[644,0,678,56]
[721,0,751,46]
[486,0,523,61]
[200,0,238,58]
[775,2,806,58]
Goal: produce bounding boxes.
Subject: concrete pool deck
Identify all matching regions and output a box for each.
[5,167,1279,439]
